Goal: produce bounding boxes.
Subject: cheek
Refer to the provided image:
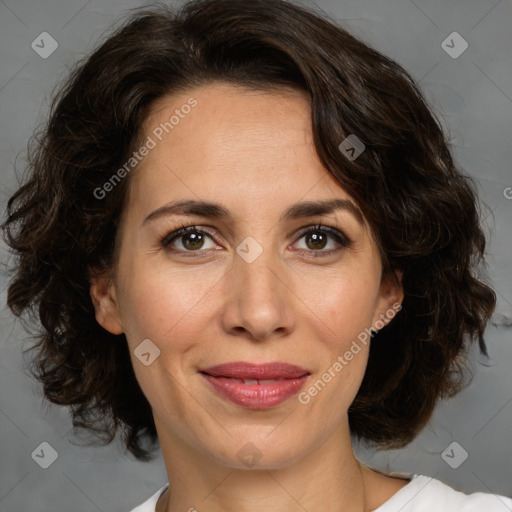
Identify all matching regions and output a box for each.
[115,258,223,349]
[114,264,215,406]
[297,267,380,348]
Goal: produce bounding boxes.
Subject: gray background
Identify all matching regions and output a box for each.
[0,0,511,510]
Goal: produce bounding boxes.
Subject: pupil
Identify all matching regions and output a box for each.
[184,231,203,250]
[307,232,326,250]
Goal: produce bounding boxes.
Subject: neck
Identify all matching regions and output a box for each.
[155,418,370,512]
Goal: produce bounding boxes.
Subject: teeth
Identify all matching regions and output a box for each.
[242,379,259,385]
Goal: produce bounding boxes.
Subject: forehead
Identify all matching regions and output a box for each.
[127,82,360,224]
[142,82,313,159]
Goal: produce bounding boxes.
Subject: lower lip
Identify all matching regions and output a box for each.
[201,373,309,409]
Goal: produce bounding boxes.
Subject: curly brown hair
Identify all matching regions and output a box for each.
[1,0,496,462]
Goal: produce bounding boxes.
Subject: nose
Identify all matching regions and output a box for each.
[220,246,295,342]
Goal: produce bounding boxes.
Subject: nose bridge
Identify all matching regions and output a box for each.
[223,234,293,339]
[234,234,281,298]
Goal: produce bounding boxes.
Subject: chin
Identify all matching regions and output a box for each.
[203,432,314,471]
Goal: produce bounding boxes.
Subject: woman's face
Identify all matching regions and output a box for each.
[91,82,403,469]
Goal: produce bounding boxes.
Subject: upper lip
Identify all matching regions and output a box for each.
[200,362,310,380]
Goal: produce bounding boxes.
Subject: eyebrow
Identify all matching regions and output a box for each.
[142,198,365,226]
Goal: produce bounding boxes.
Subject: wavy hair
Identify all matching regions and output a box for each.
[1,0,496,461]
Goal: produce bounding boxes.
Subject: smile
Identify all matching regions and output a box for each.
[200,362,311,409]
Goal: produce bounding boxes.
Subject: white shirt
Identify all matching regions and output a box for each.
[129,473,512,511]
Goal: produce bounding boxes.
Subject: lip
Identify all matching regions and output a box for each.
[200,362,311,409]
[200,362,310,380]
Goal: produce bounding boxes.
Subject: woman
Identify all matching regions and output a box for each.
[2,1,510,511]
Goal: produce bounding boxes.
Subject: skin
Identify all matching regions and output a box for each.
[90,83,408,512]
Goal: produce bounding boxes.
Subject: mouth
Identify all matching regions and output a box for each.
[199,362,311,409]
[200,361,310,380]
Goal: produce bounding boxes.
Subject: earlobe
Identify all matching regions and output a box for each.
[387,268,404,306]
[374,269,404,328]
[89,275,124,335]
[392,269,404,307]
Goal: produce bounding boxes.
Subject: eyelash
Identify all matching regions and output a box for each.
[160,223,351,258]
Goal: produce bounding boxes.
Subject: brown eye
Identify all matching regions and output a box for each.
[161,226,216,252]
[180,230,206,250]
[304,231,328,250]
[294,224,351,257]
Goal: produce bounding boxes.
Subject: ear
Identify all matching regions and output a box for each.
[89,273,124,335]
[371,269,404,329]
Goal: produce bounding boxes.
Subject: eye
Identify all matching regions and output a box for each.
[161,225,218,254]
[292,224,351,257]
[160,223,351,257]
